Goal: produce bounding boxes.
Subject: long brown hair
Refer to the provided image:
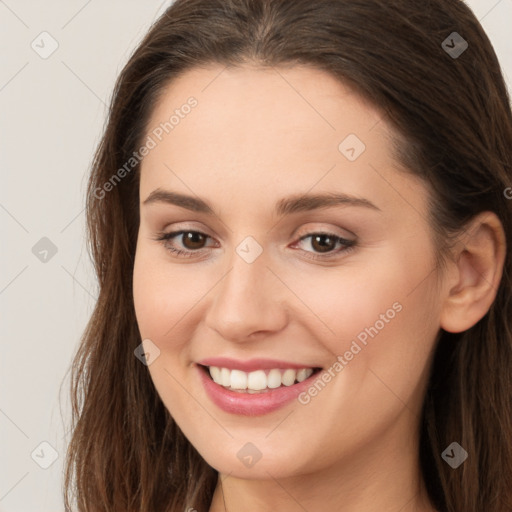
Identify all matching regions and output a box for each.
[63,1,512,510]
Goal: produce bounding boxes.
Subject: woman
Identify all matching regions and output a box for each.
[64,0,512,510]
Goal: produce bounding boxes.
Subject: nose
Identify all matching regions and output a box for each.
[203,248,289,342]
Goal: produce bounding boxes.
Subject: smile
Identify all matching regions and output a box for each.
[206,366,321,393]
[196,362,324,416]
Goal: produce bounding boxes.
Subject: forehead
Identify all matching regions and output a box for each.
[139,64,426,219]
[145,63,385,154]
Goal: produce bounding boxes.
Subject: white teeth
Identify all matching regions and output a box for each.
[282,368,296,386]
[267,369,282,389]
[296,368,310,382]
[207,366,315,391]
[247,370,267,390]
[220,367,231,386]
[230,369,247,390]
[209,366,221,383]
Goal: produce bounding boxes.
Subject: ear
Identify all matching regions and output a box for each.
[440,211,506,333]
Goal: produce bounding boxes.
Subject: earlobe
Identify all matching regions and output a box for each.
[439,211,506,334]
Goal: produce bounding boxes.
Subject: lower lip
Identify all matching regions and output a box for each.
[196,364,322,416]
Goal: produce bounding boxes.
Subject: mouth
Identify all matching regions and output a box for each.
[198,364,323,394]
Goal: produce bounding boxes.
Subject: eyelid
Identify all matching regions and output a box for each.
[292,221,356,239]
[294,225,354,241]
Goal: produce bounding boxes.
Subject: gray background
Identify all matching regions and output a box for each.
[1,1,511,510]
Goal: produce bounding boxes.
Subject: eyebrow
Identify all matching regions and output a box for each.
[142,188,381,215]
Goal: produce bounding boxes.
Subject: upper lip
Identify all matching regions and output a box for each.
[196,357,322,372]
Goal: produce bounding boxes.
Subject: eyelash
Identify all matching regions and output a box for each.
[152,229,356,261]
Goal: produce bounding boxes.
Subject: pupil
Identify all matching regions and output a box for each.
[312,234,335,253]
[184,232,205,249]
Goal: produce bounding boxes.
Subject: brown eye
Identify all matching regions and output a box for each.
[181,231,208,250]
[310,234,337,253]
[154,230,215,258]
[293,232,356,261]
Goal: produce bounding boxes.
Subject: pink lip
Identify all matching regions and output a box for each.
[196,363,322,416]
[196,357,319,372]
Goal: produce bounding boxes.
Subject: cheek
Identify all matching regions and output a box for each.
[294,238,439,387]
[133,251,163,338]
[133,246,203,340]
[320,252,439,411]
[279,262,412,357]
[132,249,197,416]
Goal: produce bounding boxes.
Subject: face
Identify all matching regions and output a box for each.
[133,64,444,480]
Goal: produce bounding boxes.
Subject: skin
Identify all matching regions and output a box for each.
[132,63,506,512]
